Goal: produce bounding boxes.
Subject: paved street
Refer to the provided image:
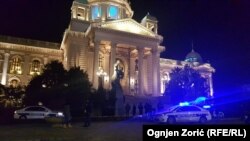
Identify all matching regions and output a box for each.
[0,118,246,141]
[0,120,149,141]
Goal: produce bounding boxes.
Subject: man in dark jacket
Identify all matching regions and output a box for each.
[83,100,92,127]
[63,102,72,128]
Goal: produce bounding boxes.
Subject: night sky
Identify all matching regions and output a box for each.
[0,0,249,93]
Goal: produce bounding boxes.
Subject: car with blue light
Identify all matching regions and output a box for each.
[14,106,64,120]
[154,104,212,124]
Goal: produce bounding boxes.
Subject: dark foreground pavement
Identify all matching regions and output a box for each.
[0,118,246,141]
[0,120,150,141]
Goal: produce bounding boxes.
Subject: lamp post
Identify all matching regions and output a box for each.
[130,78,135,95]
[96,67,107,89]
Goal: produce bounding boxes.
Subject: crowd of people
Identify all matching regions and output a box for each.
[60,100,164,128]
[125,101,164,117]
[62,100,92,128]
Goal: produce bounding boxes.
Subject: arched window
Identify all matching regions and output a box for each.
[91,5,101,20]
[10,57,22,74]
[108,5,118,19]
[9,79,19,88]
[77,7,86,20]
[30,60,41,75]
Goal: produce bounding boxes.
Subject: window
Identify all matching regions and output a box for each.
[25,107,46,111]
[30,60,41,75]
[177,106,201,112]
[77,7,86,20]
[91,5,101,20]
[108,5,118,19]
[9,79,19,88]
[10,57,22,74]
[146,22,155,31]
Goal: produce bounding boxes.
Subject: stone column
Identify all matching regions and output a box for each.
[152,48,160,96]
[93,40,100,89]
[156,52,161,96]
[44,56,48,65]
[23,54,30,75]
[128,49,131,95]
[137,47,144,96]
[103,53,110,89]
[154,24,158,34]
[109,42,116,83]
[1,53,10,85]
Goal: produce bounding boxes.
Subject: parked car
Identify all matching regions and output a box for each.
[14,106,64,120]
[154,105,212,124]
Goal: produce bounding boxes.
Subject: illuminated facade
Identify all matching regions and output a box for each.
[0,36,62,86]
[0,0,214,97]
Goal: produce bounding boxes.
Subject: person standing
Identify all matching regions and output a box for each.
[83,100,92,127]
[63,102,72,128]
[138,103,143,115]
[125,103,131,117]
[132,104,136,116]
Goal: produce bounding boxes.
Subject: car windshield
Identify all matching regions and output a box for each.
[166,106,179,112]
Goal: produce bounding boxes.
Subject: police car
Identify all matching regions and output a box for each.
[14,106,64,120]
[155,105,212,124]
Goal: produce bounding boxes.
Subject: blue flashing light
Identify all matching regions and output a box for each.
[203,105,211,109]
[194,96,207,103]
[179,102,190,106]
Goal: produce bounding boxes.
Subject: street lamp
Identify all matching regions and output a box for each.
[130,78,135,95]
[96,67,107,89]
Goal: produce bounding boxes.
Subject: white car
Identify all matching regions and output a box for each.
[14,106,64,120]
[155,105,212,124]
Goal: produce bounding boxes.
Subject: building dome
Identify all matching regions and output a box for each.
[87,0,133,21]
[185,49,203,63]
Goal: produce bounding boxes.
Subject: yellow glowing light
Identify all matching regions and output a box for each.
[104,75,109,82]
[17,70,22,74]
[130,78,135,85]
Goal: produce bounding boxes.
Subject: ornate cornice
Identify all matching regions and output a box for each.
[0,42,62,57]
[0,35,60,49]
[93,27,161,47]
[98,19,156,37]
[61,29,87,48]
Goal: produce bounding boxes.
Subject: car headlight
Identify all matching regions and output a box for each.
[57,112,64,117]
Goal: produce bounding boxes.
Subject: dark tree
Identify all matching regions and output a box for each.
[24,60,67,109]
[5,85,25,107]
[164,65,209,105]
[65,67,92,116]
[0,84,24,123]
[91,87,106,116]
[24,61,93,115]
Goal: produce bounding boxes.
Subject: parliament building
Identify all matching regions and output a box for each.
[0,0,215,97]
